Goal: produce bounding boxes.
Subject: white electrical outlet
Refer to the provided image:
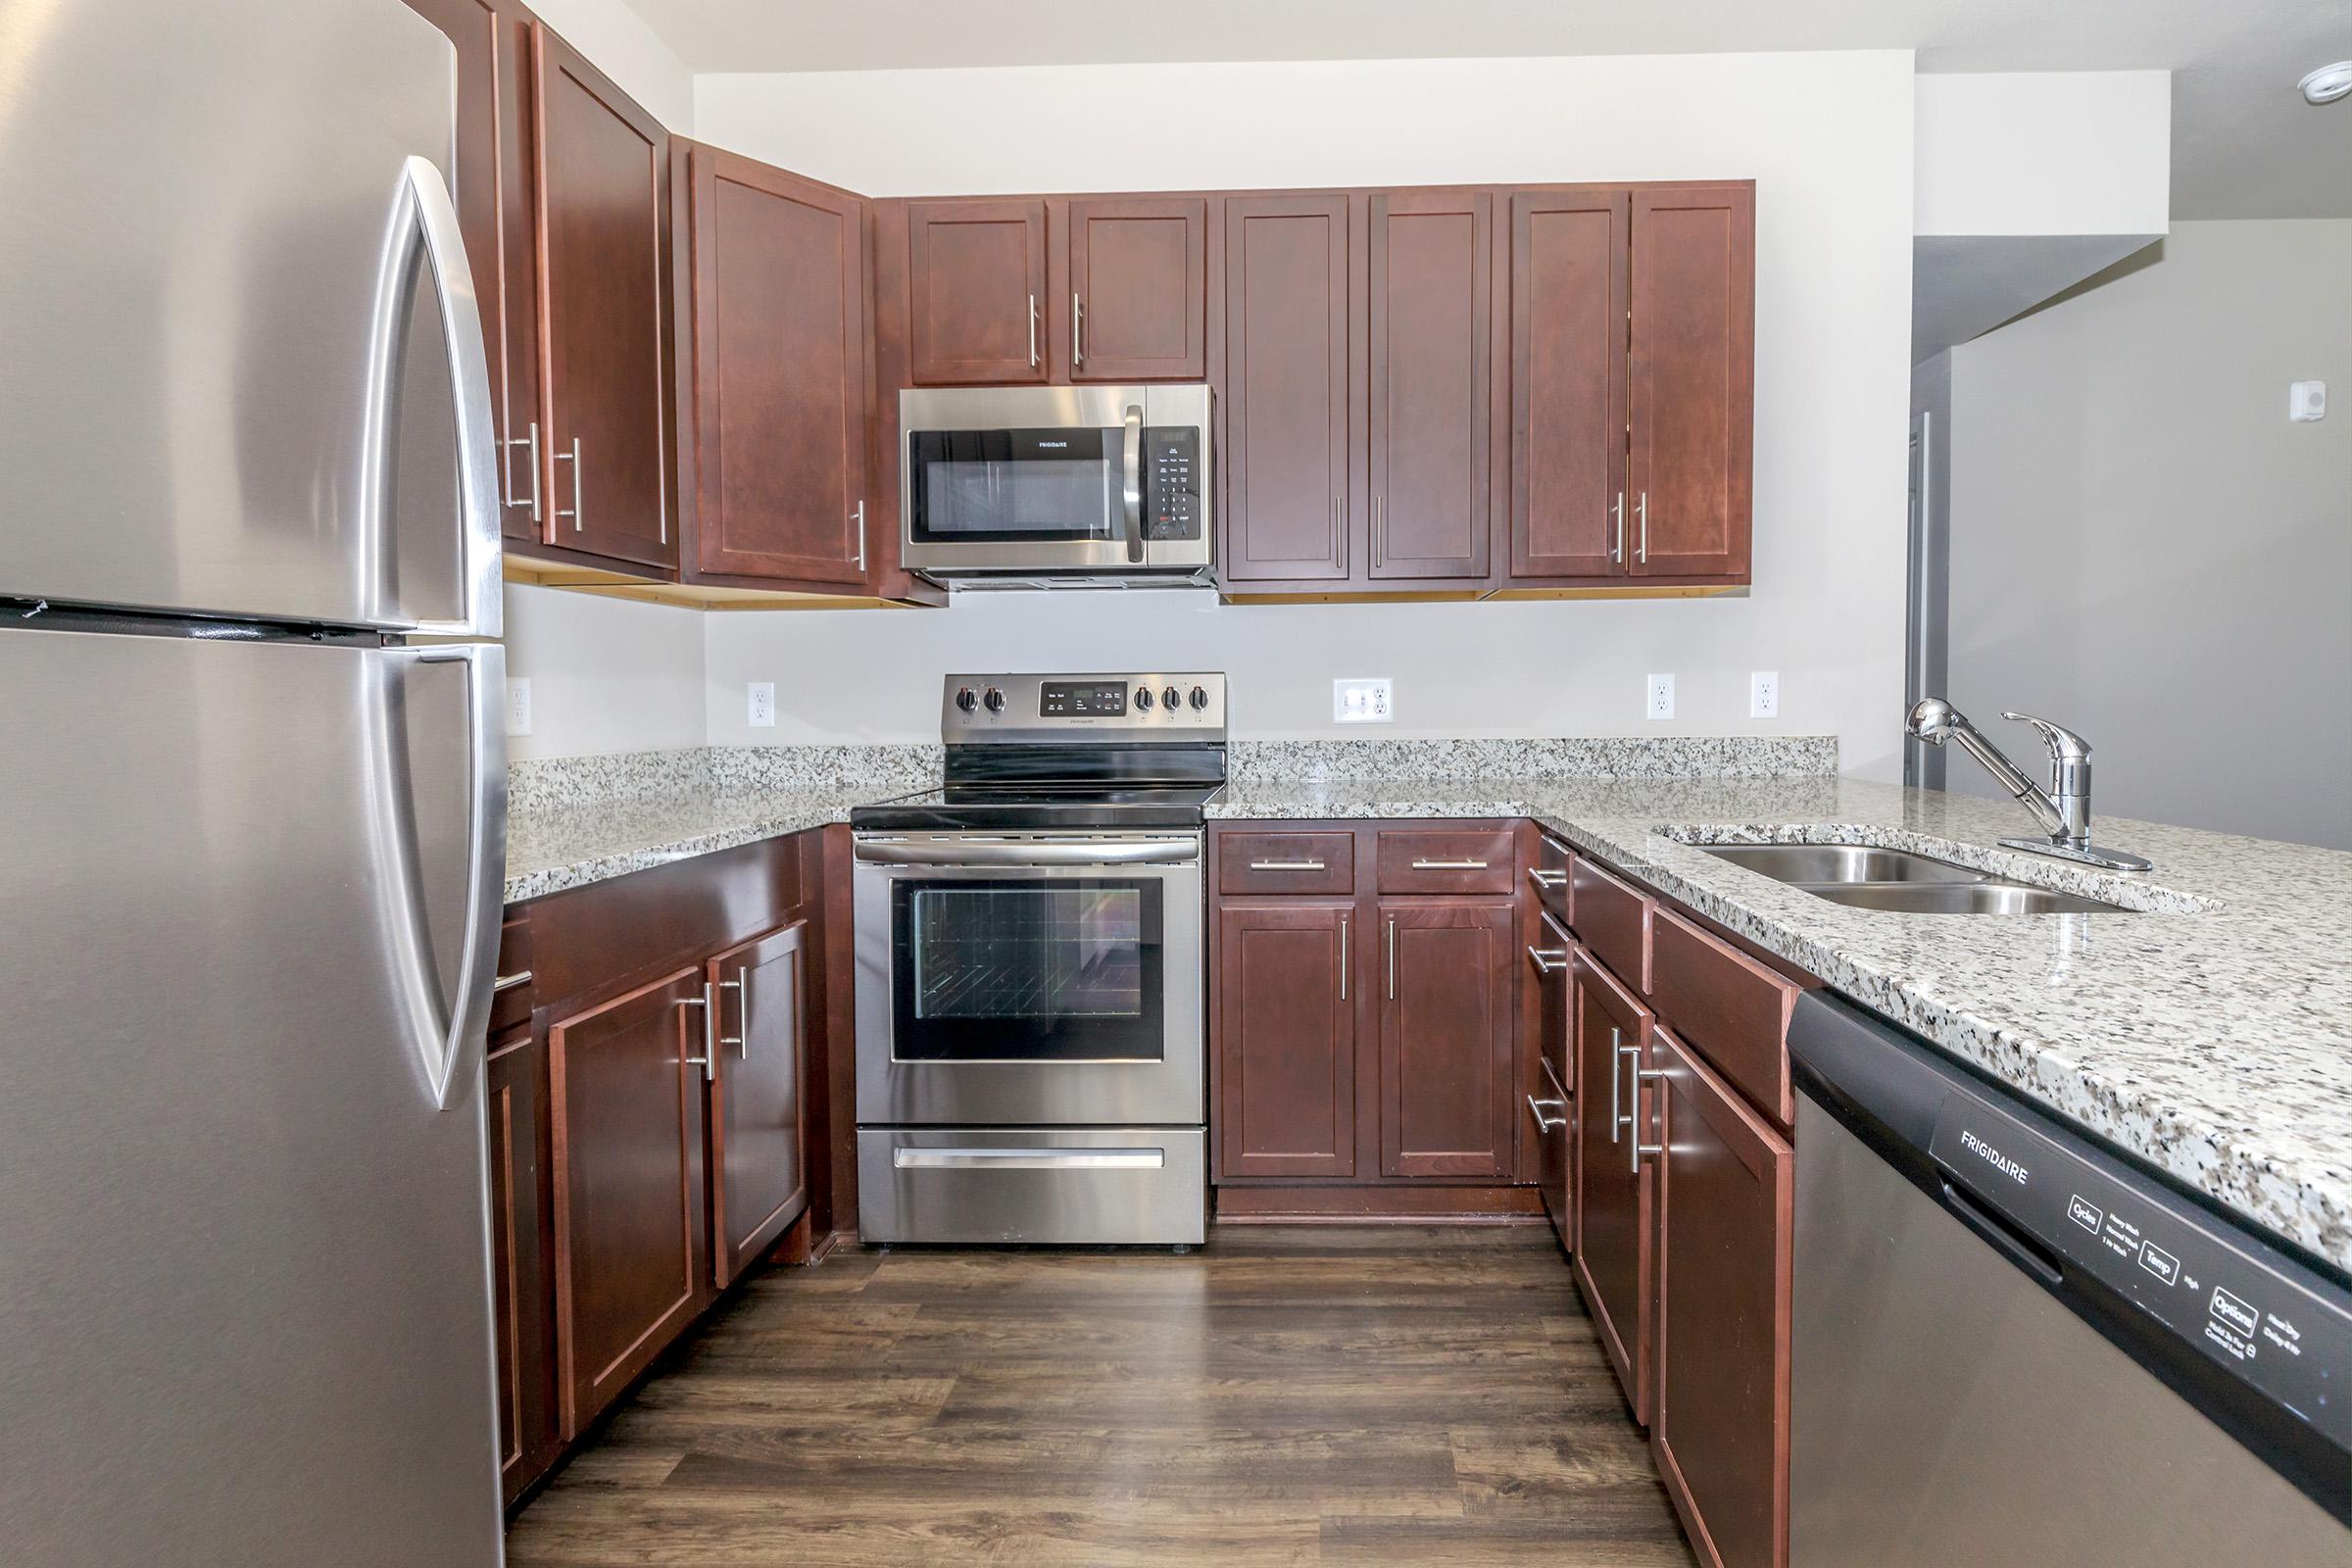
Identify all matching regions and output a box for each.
[1645,673,1676,721]
[505,676,533,737]
[747,681,776,728]
[1749,670,1781,719]
[1334,678,1394,724]
[2290,380,2327,422]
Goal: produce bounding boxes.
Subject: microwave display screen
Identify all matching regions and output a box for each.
[1039,681,1128,717]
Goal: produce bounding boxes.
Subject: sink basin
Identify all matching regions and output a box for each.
[1701,844,1984,884]
[1808,882,2131,915]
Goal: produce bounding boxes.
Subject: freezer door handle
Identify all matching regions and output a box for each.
[379,155,503,639]
[381,643,508,1110]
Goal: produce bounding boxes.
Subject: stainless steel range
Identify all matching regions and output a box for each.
[851,672,1226,1245]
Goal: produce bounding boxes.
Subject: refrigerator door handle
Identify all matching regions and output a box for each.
[375,155,503,640]
[379,643,508,1111]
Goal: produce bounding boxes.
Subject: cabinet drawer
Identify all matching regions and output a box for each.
[1571,856,1652,994]
[1650,906,1797,1128]
[1528,832,1573,922]
[1218,831,1355,896]
[1375,828,1516,894]
[491,918,534,1032]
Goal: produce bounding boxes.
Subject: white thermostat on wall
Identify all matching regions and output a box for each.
[2289,380,2326,422]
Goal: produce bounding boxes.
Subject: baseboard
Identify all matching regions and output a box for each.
[1213,1185,1545,1223]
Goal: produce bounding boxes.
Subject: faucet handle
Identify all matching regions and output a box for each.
[2002,711,2092,762]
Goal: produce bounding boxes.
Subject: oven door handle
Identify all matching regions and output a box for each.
[854,839,1199,867]
[1121,403,1146,564]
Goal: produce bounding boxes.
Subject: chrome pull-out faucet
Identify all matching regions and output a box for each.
[1906,699,2152,872]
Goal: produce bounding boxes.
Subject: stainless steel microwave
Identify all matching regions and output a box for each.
[899,385,1212,583]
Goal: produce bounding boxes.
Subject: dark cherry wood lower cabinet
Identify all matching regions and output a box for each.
[1215,902,1357,1179]
[1379,900,1515,1178]
[1572,948,1656,1423]
[707,920,810,1287]
[1651,1025,1793,1568]
[485,1024,558,1506]
[548,967,711,1440]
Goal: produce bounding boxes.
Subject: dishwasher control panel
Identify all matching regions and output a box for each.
[1932,1093,2350,1449]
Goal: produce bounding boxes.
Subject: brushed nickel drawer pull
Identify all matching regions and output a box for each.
[1526,1094,1567,1134]
[1526,944,1568,975]
[1527,866,1568,889]
[1250,858,1326,871]
[492,969,532,993]
[1411,858,1489,870]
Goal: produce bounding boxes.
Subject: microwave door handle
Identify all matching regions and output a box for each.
[1121,404,1145,564]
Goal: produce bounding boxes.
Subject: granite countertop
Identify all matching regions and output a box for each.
[503,784,885,904]
[1213,775,2352,1272]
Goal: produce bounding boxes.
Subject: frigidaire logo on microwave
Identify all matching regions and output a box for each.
[1036,440,1068,448]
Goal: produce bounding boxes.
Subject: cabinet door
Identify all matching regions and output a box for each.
[1068,196,1207,383]
[1652,1027,1792,1568]
[1628,184,1753,579]
[400,0,543,546]
[484,1024,558,1506]
[1378,900,1515,1179]
[707,921,810,1288]
[1572,950,1656,1422]
[1368,191,1494,581]
[682,145,870,586]
[1222,194,1353,585]
[533,24,675,570]
[1508,188,1628,579]
[1215,902,1356,1179]
[906,199,1048,384]
[548,968,708,1439]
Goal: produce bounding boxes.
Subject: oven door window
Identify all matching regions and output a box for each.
[891,877,1163,1061]
[906,428,1125,544]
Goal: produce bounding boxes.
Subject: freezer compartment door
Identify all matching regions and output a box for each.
[0,626,508,1565]
[0,0,500,636]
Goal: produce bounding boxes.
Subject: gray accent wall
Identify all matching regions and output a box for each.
[1944,220,2352,850]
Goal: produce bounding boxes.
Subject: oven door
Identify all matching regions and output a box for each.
[899,385,1211,574]
[855,834,1204,1126]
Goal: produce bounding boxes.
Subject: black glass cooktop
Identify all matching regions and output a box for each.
[851,780,1224,833]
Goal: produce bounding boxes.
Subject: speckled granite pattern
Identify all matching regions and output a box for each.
[502,745,940,904]
[1230,735,1837,784]
[1214,775,2352,1271]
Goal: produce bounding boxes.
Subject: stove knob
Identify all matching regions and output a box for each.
[1189,685,1210,711]
[982,687,1005,714]
[1162,685,1182,711]
[1134,685,1154,710]
[955,687,978,713]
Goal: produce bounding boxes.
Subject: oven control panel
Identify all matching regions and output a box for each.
[944,672,1227,741]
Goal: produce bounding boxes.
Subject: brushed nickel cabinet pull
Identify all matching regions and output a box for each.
[1633,1065,1670,1172]
[1338,914,1349,1002]
[1411,858,1489,870]
[553,437,583,532]
[1386,916,1396,1000]
[1527,1094,1567,1134]
[1072,292,1085,366]
[1027,294,1040,368]
[492,969,532,993]
[1249,858,1325,871]
[504,422,540,522]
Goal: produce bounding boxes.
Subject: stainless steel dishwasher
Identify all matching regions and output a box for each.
[1788,992,2352,1566]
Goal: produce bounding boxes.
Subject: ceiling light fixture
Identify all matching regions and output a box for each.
[2299,62,2352,105]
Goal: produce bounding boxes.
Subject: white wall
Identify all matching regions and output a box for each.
[693,53,1918,773]
[503,585,705,760]
[527,0,694,130]
[1913,73,2169,238]
[1945,220,2352,849]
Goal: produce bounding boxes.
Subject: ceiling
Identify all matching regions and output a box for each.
[628,0,2352,219]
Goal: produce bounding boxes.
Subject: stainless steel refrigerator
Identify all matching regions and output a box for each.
[0,2,510,1562]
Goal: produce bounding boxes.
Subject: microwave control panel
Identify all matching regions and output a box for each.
[1144,428,1202,541]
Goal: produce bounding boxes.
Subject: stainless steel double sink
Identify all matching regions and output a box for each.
[1699,844,2133,914]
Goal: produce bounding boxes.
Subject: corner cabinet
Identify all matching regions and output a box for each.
[676,144,873,590]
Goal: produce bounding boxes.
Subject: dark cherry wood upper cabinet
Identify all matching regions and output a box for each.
[1651,1025,1793,1568]
[906,199,1049,384]
[1378,900,1515,1179]
[1067,196,1207,383]
[1573,949,1656,1424]
[1222,194,1353,585]
[1508,187,1629,580]
[1215,901,1357,1179]
[401,0,543,546]
[532,24,675,570]
[1367,190,1494,581]
[547,967,709,1440]
[1628,183,1754,579]
[484,1023,558,1507]
[707,920,810,1288]
[680,145,870,587]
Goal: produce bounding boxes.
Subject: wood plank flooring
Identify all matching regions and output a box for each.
[506,1225,1697,1566]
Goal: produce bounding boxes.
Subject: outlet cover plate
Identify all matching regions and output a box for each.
[748,681,776,728]
[1645,673,1675,721]
[1334,678,1394,724]
[1749,670,1780,719]
[505,676,533,738]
